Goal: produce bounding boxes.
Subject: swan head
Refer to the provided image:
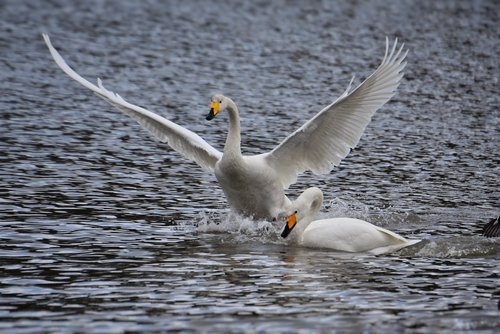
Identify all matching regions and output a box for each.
[206,94,229,120]
[280,187,324,238]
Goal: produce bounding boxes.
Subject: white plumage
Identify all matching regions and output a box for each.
[280,187,421,255]
[43,34,407,219]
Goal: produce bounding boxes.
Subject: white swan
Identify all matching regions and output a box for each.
[280,187,421,255]
[43,34,407,219]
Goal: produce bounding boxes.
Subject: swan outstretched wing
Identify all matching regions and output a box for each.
[265,38,407,188]
[43,34,222,172]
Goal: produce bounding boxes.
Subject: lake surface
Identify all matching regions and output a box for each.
[1,0,499,332]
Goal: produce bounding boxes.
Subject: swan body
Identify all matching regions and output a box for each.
[215,153,289,219]
[281,187,421,255]
[43,34,407,219]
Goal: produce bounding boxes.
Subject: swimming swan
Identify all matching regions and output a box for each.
[43,34,407,219]
[280,187,421,255]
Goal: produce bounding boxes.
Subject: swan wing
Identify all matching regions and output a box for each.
[43,34,222,172]
[265,38,407,188]
[356,223,421,254]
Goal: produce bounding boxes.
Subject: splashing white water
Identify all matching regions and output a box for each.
[190,206,500,258]
[322,196,416,228]
[194,196,414,243]
[323,196,372,220]
[195,210,283,243]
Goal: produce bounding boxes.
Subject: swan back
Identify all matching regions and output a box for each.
[301,217,421,255]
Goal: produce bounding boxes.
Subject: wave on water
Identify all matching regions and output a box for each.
[403,236,500,258]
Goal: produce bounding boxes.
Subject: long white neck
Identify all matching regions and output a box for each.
[224,97,241,156]
[290,187,324,241]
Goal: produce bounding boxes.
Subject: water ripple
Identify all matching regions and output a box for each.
[1,0,499,332]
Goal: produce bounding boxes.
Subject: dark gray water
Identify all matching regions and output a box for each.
[1,0,499,332]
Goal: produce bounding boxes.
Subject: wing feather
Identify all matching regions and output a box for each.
[265,38,407,188]
[43,34,222,172]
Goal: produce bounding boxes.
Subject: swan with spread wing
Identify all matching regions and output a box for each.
[43,34,407,219]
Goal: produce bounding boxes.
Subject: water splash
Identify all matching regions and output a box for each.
[323,196,372,219]
[323,196,418,229]
[194,210,283,244]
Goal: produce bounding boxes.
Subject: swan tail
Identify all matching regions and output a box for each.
[368,239,422,255]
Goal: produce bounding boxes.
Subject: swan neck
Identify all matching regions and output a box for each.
[294,216,314,238]
[293,188,324,240]
[225,99,241,155]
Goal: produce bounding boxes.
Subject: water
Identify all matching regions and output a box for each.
[1,0,499,332]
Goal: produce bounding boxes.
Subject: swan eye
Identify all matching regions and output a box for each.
[294,210,297,214]
[219,100,222,103]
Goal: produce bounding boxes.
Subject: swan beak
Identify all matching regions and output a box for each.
[281,212,297,238]
[206,101,220,120]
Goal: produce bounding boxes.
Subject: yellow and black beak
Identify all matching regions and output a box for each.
[281,212,298,238]
[206,101,220,120]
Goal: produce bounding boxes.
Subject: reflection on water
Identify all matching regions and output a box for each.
[1,0,499,332]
